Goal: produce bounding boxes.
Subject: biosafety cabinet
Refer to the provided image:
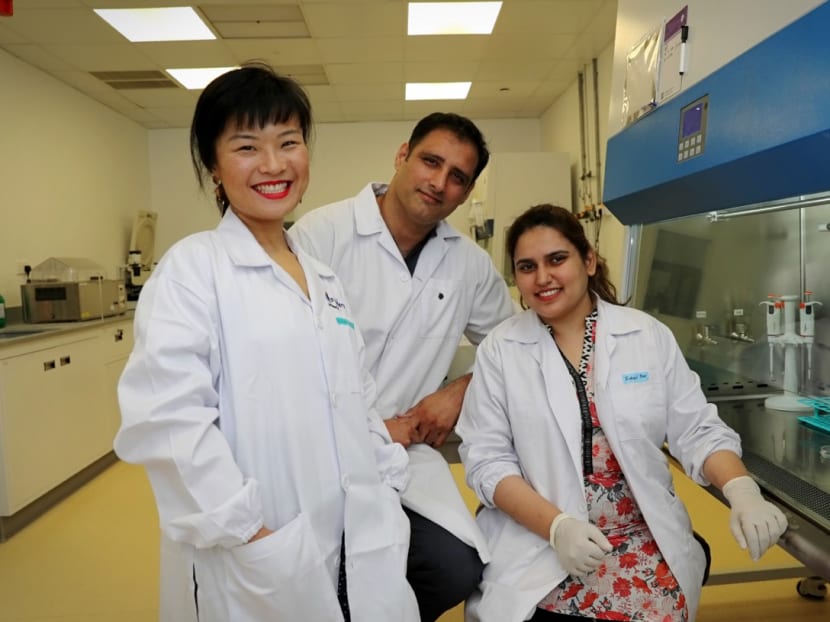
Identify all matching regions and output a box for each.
[604,1,830,586]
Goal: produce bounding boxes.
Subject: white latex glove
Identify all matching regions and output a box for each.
[549,513,613,577]
[722,475,788,561]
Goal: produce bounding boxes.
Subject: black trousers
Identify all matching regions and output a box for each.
[404,507,484,622]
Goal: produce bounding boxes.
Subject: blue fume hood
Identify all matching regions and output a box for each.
[603,2,830,226]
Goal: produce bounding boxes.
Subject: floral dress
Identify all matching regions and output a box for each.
[538,310,688,622]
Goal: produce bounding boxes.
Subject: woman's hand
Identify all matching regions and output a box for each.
[549,513,613,576]
[722,475,788,560]
[247,526,274,544]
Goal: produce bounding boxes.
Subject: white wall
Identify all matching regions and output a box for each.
[0,49,150,307]
[148,118,544,257]
[539,43,628,293]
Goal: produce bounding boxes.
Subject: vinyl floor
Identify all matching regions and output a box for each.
[0,461,826,621]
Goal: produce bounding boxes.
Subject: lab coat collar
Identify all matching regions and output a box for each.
[353,182,462,241]
[501,295,642,345]
[217,208,336,279]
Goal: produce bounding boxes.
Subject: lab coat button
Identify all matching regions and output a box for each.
[399,272,408,282]
[331,393,337,407]
[341,474,350,489]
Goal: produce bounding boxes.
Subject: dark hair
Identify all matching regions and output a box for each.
[190,62,313,214]
[407,112,490,183]
[506,204,623,306]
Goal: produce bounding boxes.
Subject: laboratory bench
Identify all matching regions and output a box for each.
[0,311,134,541]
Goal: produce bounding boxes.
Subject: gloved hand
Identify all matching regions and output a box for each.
[549,513,613,577]
[722,475,788,561]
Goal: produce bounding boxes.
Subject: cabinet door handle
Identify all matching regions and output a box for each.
[114,329,124,342]
[43,360,56,371]
[60,355,71,366]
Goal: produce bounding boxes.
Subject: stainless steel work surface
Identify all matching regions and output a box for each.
[716,399,830,532]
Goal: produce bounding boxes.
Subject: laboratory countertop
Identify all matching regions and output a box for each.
[0,312,134,348]
[714,398,830,579]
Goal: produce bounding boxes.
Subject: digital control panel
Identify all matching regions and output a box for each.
[677,95,708,162]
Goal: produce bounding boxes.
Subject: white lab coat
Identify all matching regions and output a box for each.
[115,209,419,622]
[290,183,515,560]
[457,299,743,622]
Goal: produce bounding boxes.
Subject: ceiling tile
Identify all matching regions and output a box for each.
[468,81,540,99]
[0,0,618,129]
[462,98,528,118]
[340,100,404,122]
[118,87,199,109]
[333,82,401,102]
[2,8,123,44]
[403,100,467,120]
[475,60,556,82]
[404,61,479,82]
[316,37,403,63]
[42,43,155,71]
[325,62,404,85]
[494,0,603,35]
[303,84,338,102]
[404,35,487,62]
[136,41,238,67]
[224,37,321,65]
[54,69,120,93]
[302,2,406,38]
[484,33,576,61]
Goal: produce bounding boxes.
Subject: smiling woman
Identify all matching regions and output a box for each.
[456,204,788,622]
[113,63,420,622]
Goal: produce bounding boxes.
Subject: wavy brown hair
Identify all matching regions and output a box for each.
[506,204,623,306]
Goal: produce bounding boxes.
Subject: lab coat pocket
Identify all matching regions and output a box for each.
[419,278,464,338]
[224,512,343,621]
[608,373,667,442]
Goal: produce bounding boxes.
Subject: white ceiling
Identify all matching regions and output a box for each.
[0,0,617,129]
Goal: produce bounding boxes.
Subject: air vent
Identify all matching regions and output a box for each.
[200,4,310,39]
[91,70,179,90]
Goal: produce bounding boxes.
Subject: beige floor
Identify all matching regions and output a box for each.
[0,461,826,622]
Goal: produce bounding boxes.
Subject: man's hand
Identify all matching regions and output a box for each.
[402,374,471,448]
[384,415,422,448]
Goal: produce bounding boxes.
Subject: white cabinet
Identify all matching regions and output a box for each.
[0,319,134,516]
[100,320,134,446]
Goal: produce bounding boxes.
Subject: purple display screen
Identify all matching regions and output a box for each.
[681,104,703,138]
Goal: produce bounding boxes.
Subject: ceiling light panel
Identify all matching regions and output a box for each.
[166,67,238,90]
[408,2,502,36]
[94,7,215,43]
[405,82,471,101]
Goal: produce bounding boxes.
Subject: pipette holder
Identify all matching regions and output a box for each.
[763,294,815,412]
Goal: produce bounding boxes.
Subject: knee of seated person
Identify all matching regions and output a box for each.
[441,548,484,597]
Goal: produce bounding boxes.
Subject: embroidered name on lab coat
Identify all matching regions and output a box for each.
[326,291,346,310]
[622,371,649,384]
